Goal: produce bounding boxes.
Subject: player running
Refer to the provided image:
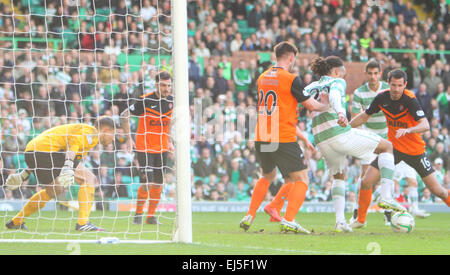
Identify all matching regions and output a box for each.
[350,62,429,226]
[304,56,405,233]
[5,117,116,231]
[239,41,330,234]
[120,71,173,225]
[349,69,450,228]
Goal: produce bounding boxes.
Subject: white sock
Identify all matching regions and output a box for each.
[332,179,346,223]
[352,177,361,210]
[409,186,419,210]
[378,153,395,200]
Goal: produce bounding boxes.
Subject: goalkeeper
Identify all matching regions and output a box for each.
[5,117,116,231]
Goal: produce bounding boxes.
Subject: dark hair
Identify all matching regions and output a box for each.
[155,71,172,83]
[365,60,381,72]
[274,41,298,59]
[387,69,407,83]
[95,116,116,130]
[310,56,344,77]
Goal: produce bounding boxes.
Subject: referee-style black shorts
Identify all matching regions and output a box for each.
[135,151,168,184]
[24,151,80,186]
[255,142,308,178]
[370,149,435,178]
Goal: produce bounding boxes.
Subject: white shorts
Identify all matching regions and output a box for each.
[394,161,417,181]
[317,128,381,175]
[360,152,377,165]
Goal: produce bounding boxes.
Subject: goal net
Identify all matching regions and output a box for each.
[0,0,191,243]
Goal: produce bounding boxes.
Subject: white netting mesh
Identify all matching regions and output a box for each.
[0,0,177,241]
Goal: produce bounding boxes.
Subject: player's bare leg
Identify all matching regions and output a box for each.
[421,172,450,207]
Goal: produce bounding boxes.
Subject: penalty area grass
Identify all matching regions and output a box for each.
[0,212,449,255]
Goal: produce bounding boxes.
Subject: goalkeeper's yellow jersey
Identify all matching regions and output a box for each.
[25,123,99,158]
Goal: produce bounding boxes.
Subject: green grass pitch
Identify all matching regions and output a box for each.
[0,211,449,255]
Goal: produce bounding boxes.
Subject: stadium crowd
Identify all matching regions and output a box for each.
[0,0,449,207]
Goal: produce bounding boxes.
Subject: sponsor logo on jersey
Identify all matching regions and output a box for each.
[388,119,408,128]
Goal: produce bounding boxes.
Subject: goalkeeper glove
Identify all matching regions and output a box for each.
[5,170,30,191]
[57,159,75,187]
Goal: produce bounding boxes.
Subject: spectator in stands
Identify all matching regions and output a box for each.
[416,83,434,121]
[423,66,443,97]
[233,60,252,96]
[193,147,216,179]
[421,188,434,203]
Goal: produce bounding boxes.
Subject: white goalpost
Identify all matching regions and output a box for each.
[172,0,192,244]
[0,0,191,244]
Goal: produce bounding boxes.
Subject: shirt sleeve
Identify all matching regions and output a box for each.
[408,97,426,121]
[329,87,345,115]
[365,94,381,115]
[290,76,310,103]
[129,98,145,116]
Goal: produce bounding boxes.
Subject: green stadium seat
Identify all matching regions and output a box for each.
[238,27,256,39]
[237,20,248,29]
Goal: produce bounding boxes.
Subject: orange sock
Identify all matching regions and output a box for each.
[268,182,292,214]
[284,181,308,222]
[247,177,271,217]
[445,190,450,207]
[357,189,373,223]
[147,185,163,218]
[136,185,149,215]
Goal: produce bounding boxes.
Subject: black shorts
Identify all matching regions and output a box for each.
[24,151,80,186]
[135,151,168,184]
[370,149,435,178]
[255,142,307,178]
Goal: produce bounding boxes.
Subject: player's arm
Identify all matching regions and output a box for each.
[395,98,429,138]
[120,108,133,144]
[351,93,380,128]
[350,112,371,128]
[296,125,315,153]
[395,118,429,138]
[120,99,144,150]
[291,76,329,112]
[56,137,84,187]
[329,86,348,127]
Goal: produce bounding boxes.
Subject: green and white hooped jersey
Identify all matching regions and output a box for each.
[352,82,390,138]
[305,76,351,144]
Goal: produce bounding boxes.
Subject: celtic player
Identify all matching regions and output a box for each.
[350,61,392,224]
[306,56,405,233]
[5,117,116,231]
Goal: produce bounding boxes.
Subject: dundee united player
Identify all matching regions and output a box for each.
[121,71,173,225]
[350,62,429,225]
[349,69,450,228]
[303,56,406,233]
[5,117,116,231]
[239,41,330,234]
